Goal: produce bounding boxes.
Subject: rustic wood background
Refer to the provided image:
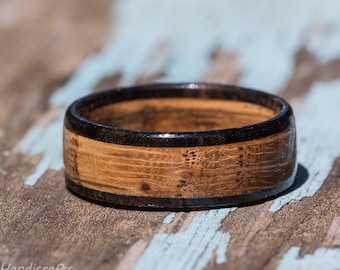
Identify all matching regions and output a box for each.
[0,1,339,269]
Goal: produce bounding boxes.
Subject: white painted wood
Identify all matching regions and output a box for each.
[163,213,176,224]
[277,247,340,270]
[14,0,340,268]
[270,80,340,212]
[16,0,340,188]
[134,209,235,270]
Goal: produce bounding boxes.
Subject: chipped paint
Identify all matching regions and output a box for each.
[14,0,340,269]
[162,213,176,224]
[16,0,340,188]
[270,80,340,211]
[277,247,340,270]
[134,208,235,270]
[15,113,64,185]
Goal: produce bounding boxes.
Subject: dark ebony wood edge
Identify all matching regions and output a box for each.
[64,83,295,147]
[65,163,297,210]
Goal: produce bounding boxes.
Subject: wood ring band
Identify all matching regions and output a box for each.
[63,83,297,210]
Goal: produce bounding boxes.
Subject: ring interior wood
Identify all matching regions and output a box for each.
[63,83,297,210]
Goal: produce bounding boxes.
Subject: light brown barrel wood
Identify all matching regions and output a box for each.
[87,98,276,132]
[63,128,296,199]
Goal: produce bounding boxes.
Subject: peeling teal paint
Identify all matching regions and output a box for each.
[163,213,176,224]
[14,0,340,268]
[270,79,340,211]
[15,113,64,186]
[17,0,340,188]
[277,247,340,270]
[135,208,235,270]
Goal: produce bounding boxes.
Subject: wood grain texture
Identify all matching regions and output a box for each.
[88,98,275,132]
[0,0,112,144]
[1,0,340,269]
[63,92,296,208]
[64,128,295,198]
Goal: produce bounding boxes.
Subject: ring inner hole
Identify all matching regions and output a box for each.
[87,98,277,132]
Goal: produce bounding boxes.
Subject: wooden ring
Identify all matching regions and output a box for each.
[63,83,297,210]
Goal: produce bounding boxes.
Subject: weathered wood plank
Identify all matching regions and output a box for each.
[0,0,112,145]
[1,0,340,270]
